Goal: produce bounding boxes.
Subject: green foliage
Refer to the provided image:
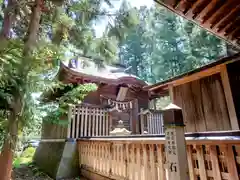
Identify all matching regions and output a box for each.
[13,147,36,168]
[41,82,97,125]
[119,6,227,83]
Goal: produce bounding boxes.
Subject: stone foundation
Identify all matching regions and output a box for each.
[33,140,79,179]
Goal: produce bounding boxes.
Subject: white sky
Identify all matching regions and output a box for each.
[94,0,154,37]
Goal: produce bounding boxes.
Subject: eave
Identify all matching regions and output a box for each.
[154,0,240,48]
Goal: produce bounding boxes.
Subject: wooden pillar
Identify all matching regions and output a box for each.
[163,103,189,180]
[132,99,139,134]
[220,65,239,130]
[168,84,175,103]
[140,108,144,134]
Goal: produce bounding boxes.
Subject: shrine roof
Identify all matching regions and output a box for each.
[59,56,148,86]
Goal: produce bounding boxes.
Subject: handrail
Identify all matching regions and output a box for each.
[77,130,240,143]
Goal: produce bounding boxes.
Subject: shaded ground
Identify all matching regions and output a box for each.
[11,147,86,180]
[12,164,84,180]
[12,164,52,180]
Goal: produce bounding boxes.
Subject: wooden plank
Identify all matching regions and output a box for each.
[76,106,80,138]
[71,106,76,138]
[88,109,92,136]
[174,65,222,87]
[96,108,99,136]
[214,3,240,31]
[150,144,157,180]
[220,65,239,130]
[187,145,196,180]
[223,144,239,180]
[80,108,84,137]
[99,109,102,136]
[140,109,144,134]
[136,144,141,180]
[143,144,148,180]
[185,0,209,18]
[105,111,109,135]
[169,84,175,103]
[196,145,207,180]
[157,144,166,180]
[92,109,96,136]
[209,145,221,180]
[84,107,88,136]
[67,105,73,138]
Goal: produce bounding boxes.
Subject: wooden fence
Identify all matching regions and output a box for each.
[67,104,111,138]
[78,132,240,180]
[140,109,164,134]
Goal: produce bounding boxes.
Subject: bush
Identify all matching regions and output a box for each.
[13,147,36,168]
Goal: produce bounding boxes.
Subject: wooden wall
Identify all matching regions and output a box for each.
[174,73,231,132]
[41,116,68,139]
[83,84,149,110]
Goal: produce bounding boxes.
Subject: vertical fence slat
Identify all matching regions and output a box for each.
[84,107,88,136]
[225,144,239,180]
[96,108,99,136]
[67,105,73,138]
[143,144,148,180]
[136,144,141,180]
[106,111,109,135]
[76,106,80,138]
[187,145,196,180]
[71,106,76,138]
[80,107,84,137]
[88,109,91,136]
[92,109,96,136]
[209,145,221,180]
[196,145,207,180]
[103,110,106,136]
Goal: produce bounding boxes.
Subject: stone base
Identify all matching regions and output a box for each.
[33,141,79,179]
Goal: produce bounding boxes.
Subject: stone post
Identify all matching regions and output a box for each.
[163,103,189,180]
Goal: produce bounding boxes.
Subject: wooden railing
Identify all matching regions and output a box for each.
[78,131,240,180]
[140,109,164,134]
[67,104,111,138]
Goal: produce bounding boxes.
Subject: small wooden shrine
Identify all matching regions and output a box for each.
[58,56,150,109]
[41,56,153,138]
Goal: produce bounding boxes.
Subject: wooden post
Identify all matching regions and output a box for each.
[140,108,144,134]
[131,99,139,134]
[168,84,174,103]
[67,104,73,138]
[220,65,239,130]
[163,103,189,180]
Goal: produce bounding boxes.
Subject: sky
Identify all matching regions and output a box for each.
[94,0,154,37]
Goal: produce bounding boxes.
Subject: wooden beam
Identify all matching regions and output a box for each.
[185,0,207,18]
[173,65,222,87]
[195,0,219,23]
[220,65,239,130]
[208,1,237,28]
[213,4,240,31]
[116,87,128,101]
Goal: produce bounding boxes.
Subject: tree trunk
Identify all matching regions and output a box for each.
[0,0,16,50]
[0,109,19,180]
[23,0,42,56]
